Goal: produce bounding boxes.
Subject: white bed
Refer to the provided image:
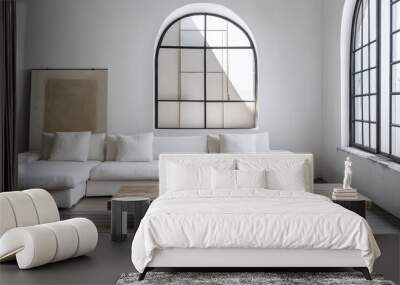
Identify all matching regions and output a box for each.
[131,154,380,280]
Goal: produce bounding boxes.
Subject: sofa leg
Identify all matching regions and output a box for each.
[138,268,148,281]
[354,267,371,280]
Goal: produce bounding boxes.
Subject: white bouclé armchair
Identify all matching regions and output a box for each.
[0,189,98,269]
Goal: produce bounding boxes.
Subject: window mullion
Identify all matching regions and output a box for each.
[203,14,207,129]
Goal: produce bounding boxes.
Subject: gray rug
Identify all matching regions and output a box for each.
[116,272,396,285]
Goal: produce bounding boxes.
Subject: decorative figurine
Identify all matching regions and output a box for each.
[343,156,352,190]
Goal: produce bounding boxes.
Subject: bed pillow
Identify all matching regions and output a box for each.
[167,163,211,191]
[49,131,91,162]
[211,168,236,190]
[40,132,54,160]
[266,163,307,191]
[219,134,257,153]
[237,170,268,188]
[115,133,153,162]
[88,133,106,161]
[211,169,268,190]
[237,159,308,191]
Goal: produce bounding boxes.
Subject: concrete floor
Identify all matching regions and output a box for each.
[0,233,134,285]
[1,198,399,285]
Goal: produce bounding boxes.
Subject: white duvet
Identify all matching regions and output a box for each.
[131,190,380,273]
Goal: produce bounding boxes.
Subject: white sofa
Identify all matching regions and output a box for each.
[0,189,98,269]
[18,133,273,208]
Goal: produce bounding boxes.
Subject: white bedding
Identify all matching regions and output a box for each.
[131,190,380,273]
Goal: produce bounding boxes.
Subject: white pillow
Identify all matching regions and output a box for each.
[49,131,91,162]
[115,133,153,162]
[88,133,105,161]
[40,132,54,160]
[219,134,257,153]
[266,163,307,191]
[105,135,117,161]
[211,169,268,190]
[237,159,308,191]
[167,163,211,191]
[237,169,267,188]
[211,168,236,190]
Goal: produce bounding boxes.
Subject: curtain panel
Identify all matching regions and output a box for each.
[0,0,17,192]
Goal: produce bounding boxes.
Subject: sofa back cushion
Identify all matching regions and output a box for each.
[40,133,54,160]
[115,133,153,162]
[88,133,105,161]
[40,132,105,161]
[153,136,208,160]
[49,132,91,162]
[207,132,270,153]
[220,134,257,153]
[105,135,117,161]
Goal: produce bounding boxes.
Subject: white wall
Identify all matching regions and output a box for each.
[321,0,400,218]
[16,0,323,176]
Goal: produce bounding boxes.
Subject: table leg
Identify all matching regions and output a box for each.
[111,201,123,241]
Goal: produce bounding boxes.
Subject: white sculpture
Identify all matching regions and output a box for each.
[343,156,352,190]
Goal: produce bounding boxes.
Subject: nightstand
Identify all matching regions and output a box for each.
[314,183,371,218]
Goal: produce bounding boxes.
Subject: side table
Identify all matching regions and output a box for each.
[314,183,371,218]
[111,197,150,242]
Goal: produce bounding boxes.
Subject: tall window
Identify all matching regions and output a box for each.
[155,13,257,129]
[391,0,400,158]
[350,0,400,162]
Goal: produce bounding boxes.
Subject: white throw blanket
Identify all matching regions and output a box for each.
[131,190,380,272]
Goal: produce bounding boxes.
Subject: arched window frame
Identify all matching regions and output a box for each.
[155,12,258,129]
[350,0,400,162]
[350,0,380,154]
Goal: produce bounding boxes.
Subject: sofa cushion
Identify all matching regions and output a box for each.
[105,135,117,161]
[18,161,100,190]
[89,161,159,181]
[49,132,91,162]
[40,133,54,160]
[207,132,271,153]
[220,134,257,153]
[88,133,106,161]
[153,136,208,160]
[116,133,153,162]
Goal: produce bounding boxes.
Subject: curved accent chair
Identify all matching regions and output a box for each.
[0,189,98,269]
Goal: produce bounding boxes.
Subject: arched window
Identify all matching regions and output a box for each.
[350,0,400,161]
[350,0,378,152]
[155,13,257,129]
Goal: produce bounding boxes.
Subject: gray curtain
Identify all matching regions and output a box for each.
[0,0,17,192]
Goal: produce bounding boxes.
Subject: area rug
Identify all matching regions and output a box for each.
[116,271,396,285]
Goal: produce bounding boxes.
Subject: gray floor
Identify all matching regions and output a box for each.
[0,233,134,285]
[1,198,399,285]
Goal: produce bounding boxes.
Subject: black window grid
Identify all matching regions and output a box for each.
[350,0,379,153]
[155,13,258,129]
[389,0,400,161]
[350,0,400,163]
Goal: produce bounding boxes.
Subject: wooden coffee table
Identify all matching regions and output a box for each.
[107,183,159,210]
[111,197,150,241]
[108,183,159,241]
